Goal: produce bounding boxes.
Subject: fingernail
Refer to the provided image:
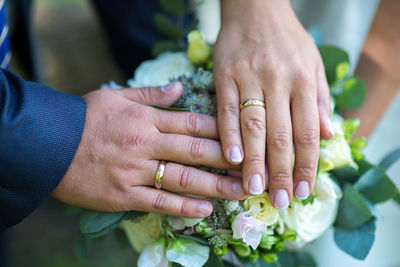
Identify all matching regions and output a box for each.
[274,190,289,209]
[161,82,177,93]
[249,174,264,195]
[295,181,309,200]
[229,146,243,163]
[327,118,335,137]
[198,203,212,217]
[232,181,245,196]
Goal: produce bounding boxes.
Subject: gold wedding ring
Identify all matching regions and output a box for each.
[154,160,166,189]
[239,99,266,110]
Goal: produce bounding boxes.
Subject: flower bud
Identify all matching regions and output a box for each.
[195,220,211,235]
[261,252,278,264]
[249,249,260,263]
[213,246,228,257]
[281,230,297,241]
[233,244,251,258]
[259,233,280,250]
[274,241,285,252]
[186,30,212,66]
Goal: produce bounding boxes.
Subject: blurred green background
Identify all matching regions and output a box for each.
[9,0,133,266]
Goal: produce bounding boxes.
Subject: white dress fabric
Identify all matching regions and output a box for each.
[196,1,400,266]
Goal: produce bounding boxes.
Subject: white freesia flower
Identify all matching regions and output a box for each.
[138,240,168,267]
[280,173,342,248]
[319,115,357,172]
[166,216,203,231]
[127,52,194,87]
[166,238,210,267]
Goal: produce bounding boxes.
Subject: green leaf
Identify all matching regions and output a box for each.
[74,231,106,260]
[64,205,81,215]
[151,40,182,56]
[318,45,350,85]
[150,105,188,111]
[85,219,123,238]
[394,193,400,205]
[336,77,366,110]
[258,251,316,267]
[379,147,400,169]
[121,210,147,221]
[334,220,376,260]
[354,168,398,204]
[153,13,182,39]
[336,183,373,229]
[331,166,359,184]
[175,234,209,245]
[79,210,125,234]
[159,0,186,15]
[113,228,131,249]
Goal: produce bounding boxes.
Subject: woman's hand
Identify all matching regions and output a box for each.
[51,82,246,218]
[214,0,333,208]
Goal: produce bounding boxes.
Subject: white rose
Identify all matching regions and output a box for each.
[319,115,357,172]
[127,52,195,87]
[280,173,342,248]
[166,216,203,231]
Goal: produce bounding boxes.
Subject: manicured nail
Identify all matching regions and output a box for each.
[327,118,335,137]
[274,190,289,209]
[229,146,243,163]
[232,181,245,196]
[295,181,309,200]
[198,203,212,217]
[249,174,264,195]
[161,82,177,93]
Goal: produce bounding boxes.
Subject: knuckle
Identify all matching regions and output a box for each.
[271,171,292,185]
[153,191,168,210]
[295,166,315,179]
[222,128,239,139]
[137,87,153,102]
[243,116,265,134]
[270,130,291,149]
[189,138,207,160]
[178,166,193,189]
[214,176,224,194]
[128,108,149,121]
[297,128,319,145]
[122,135,152,148]
[180,198,191,216]
[221,103,238,117]
[293,68,314,86]
[185,113,201,136]
[245,154,265,166]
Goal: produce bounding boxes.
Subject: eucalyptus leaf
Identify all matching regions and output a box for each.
[258,251,316,267]
[152,40,182,56]
[331,166,358,185]
[354,168,398,204]
[336,183,373,229]
[394,193,400,205]
[175,234,209,245]
[336,77,366,111]
[150,104,188,111]
[153,13,182,39]
[318,45,349,85]
[379,147,400,169]
[334,220,376,260]
[79,210,125,234]
[121,210,147,221]
[159,0,186,15]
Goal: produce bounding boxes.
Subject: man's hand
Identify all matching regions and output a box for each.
[214,0,333,208]
[51,82,246,218]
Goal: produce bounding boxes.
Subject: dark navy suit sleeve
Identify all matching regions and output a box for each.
[0,69,86,231]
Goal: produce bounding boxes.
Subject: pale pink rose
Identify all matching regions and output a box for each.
[232,206,268,250]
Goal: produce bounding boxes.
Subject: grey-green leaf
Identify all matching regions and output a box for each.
[354,168,398,204]
[335,77,366,110]
[153,13,182,39]
[379,147,400,169]
[318,45,350,85]
[159,0,186,15]
[336,183,373,229]
[334,220,376,260]
[79,210,125,234]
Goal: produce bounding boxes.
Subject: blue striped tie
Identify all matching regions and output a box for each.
[0,0,10,69]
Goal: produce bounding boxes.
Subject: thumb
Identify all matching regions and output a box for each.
[119,82,183,106]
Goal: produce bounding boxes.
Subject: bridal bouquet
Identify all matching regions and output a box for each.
[72,28,400,266]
